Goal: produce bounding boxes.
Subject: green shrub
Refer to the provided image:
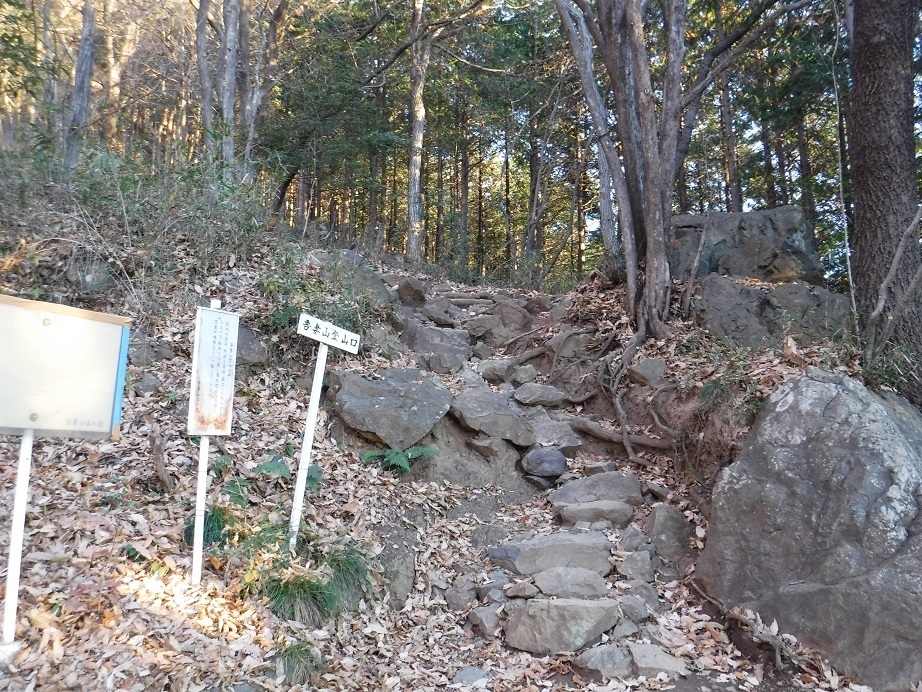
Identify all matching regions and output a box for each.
[361,445,439,473]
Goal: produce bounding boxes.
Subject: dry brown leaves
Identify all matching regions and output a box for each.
[0,258,868,691]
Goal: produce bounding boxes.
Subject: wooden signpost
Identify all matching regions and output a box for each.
[0,295,131,660]
[187,300,239,585]
[289,314,360,549]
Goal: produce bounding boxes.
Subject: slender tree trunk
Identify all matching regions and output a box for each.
[196,0,215,156]
[796,112,817,245]
[503,127,515,280]
[459,108,470,276]
[217,0,241,179]
[436,137,444,262]
[405,0,431,263]
[64,0,95,171]
[715,0,741,212]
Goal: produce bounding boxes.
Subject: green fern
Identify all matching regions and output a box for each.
[361,445,438,473]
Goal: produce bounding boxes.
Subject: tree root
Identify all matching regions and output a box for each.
[570,417,672,457]
[689,580,813,671]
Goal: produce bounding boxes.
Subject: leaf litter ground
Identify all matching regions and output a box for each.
[0,251,871,691]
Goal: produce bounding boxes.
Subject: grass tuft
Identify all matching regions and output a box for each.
[275,642,323,686]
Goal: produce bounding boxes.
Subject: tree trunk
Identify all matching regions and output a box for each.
[715,0,741,212]
[405,0,431,263]
[458,108,470,276]
[849,0,922,404]
[217,0,241,179]
[796,112,817,246]
[195,0,216,157]
[63,0,95,171]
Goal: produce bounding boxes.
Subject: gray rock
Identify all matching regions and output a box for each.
[610,619,640,640]
[618,525,653,553]
[475,358,516,383]
[452,667,489,686]
[646,504,691,563]
[329,369,451,450]
[584,461,618,475]
[400,322,472,374]
[503,598,621,654]
[627,643,689,679]
[451,388,536,447]
[533,567,610,598]
[514,383,567,407]
[618,594,650,623]
[525,474,555,490]
[236,324,269,366]
[463,303,533,346]
[445,576,478,611]
[525,295,553,315]
[475,574,510,600]
[526,409,583,457]
[376,523,417,610]
[547,330,591,359]
[669,206,823,284]
[572,645,633,680]
[625,580,662,612]
[129,339,175,367]
[521,448,567,478]
[617,551,654,582]
[549,472,644,509]
[471,341,492,360]
[471,524,510,549]
[488,531,613,576]
[315,250,393,308]
[559,501,634,528]
[468,605,502,640]
[626,359,667,387]
[467,435,514,462]
[506,581,539,598]
[397,277,428,307]
[511,364,539,385]
[692,273,850,348]
[421,297,456,326]
[131,372,161,396]
[698,368,922,691]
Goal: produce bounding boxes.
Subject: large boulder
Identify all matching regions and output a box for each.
[400,322,471,374]
[504,598,621,654]
[328,369,451,450]
[697,368,922,691]
[692,273,851,348]
[462,303,533,346]
[669,206,823,284]
[451,388,536,447]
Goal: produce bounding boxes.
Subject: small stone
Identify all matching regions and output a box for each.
[514,383,567,407]
[521,448,567,478]
[610,619,641,640]
[533,566,610,599]
[445,576,477,611]
[525,475,554,490]
[468,605,502,640]
[618,594,650,623]
[628,642,689,678]
[618,525,652,552]
[472,341,492,360]
[626,358,667,387]
[511,364,538,385]
[590,521,613,531]
[559,500,633,528]
[573,645,633,680]
[506,582,539,598]
[131,372,161,396]
[646,503,691,563]
[625,580,662,612]
[453,667,489,686]
[471,524,510,548]
[397,277,428,306]
[482,588,507,604]
[617,551,654,582]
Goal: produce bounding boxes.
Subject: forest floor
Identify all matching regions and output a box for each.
[0,239,870,691]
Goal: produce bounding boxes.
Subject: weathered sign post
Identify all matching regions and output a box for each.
[0,295,130,661]
[289,314,360,549]
[187,300,239,585]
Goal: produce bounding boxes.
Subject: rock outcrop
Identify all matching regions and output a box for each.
[698,368,922,691]
[691,273,851,348]
[669,206,823,285]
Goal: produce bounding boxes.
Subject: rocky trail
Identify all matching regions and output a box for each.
[1,210,917,691]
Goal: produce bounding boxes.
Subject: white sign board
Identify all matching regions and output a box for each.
[0,295,131,439]
[297,313,360,354]
[187,307,239,436]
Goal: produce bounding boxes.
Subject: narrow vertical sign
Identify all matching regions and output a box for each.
[188,306,239,436]
[187,303,239,585]
[289,314,360,549]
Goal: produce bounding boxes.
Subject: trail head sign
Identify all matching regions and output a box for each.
[296,314,360,354]
[187,306,239,436]
[0,295,131,439]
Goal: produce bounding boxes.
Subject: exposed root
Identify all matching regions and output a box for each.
[690,580,813,672]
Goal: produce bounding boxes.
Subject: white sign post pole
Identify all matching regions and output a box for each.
[190,431,211,586]
[288,313,361,550]
[1,429,34,660]
[288,342,328,550]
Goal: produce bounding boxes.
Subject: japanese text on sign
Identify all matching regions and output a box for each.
[188,307,239,436]
[296,314,360,354]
